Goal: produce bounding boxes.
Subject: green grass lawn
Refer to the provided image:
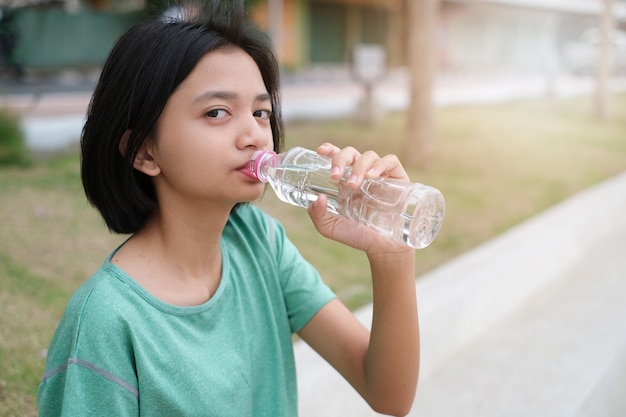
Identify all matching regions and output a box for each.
[1,94,625,416]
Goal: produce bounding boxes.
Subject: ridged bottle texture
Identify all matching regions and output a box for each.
[246,147,445,249]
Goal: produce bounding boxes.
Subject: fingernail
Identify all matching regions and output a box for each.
[331,166,341,176]
[348,174,358,185]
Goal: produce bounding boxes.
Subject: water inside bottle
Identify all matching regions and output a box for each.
[339,178,443,248]
[344,179,421,246]
[263,159,444,248]
[265,165,343,216]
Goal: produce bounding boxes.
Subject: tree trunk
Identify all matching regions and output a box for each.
[403,0,439,168]
[268,0,284,62]
[595,0,615,120]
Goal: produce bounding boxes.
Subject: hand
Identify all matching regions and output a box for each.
[318,142,410,185]
[306,143,413,255]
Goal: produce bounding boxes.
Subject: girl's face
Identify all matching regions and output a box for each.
[140,47,273,209]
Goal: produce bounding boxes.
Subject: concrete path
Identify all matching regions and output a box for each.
[295,171,626,417]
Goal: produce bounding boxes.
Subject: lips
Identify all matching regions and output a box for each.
[237,161,259,181]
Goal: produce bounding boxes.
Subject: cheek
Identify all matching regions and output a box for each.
[153,130,228,192]
[157,138,213,178]
[155,120,211,164]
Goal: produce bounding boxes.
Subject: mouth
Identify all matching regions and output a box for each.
[237,162,259,181]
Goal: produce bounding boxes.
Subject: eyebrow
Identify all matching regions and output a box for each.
[193,90,271,104]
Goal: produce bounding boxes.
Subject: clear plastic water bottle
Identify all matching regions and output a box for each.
[245,147,445,249]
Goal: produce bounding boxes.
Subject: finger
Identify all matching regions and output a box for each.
[307,195,336,240]
[364,154,409,181]
[316,143,341,179]
[330,146,362,179]
[347,150,380,185]
[316,143,341,156]
[307,194,327,221]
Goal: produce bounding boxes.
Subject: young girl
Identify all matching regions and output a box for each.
[38,1,419,416]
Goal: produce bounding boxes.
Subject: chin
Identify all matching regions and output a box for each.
[239,183,266,201]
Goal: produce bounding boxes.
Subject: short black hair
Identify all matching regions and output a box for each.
[81,0,283,234]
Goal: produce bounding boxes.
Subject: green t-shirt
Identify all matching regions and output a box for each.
[38,205,335,417]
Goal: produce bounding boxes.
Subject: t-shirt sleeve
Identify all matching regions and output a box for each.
[38,280,140,417]
[265,214,336,333]
[38,361,139,417]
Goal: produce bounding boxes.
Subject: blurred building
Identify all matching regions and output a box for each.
[251,0,626,75]
[250,0,402,70]
[1,0,142,71]
[437,0,626,74]
[2,0,626,76]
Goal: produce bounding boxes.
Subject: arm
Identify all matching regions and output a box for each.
[297,144,420,416]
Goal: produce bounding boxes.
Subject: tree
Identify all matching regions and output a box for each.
[595,0,615,120]
[402,0,440,168]
[267,0,283,61]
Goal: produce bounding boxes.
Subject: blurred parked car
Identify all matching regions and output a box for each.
[562,28,626,74]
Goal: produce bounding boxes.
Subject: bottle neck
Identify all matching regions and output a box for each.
[246,150,280,182]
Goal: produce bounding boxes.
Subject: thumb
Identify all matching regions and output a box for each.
[307,195,338,238]
[307,194,328,221]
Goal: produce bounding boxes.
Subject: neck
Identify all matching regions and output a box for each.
[142,205,227,275]
[112,204,232,306]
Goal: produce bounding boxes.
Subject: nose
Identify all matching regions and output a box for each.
[237,113,271,150]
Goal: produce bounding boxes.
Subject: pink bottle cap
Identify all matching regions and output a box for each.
[244,150,277,182]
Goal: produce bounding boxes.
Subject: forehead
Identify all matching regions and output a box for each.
[179,48,267,95]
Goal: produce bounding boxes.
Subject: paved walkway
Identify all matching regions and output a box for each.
[295,171,626,417]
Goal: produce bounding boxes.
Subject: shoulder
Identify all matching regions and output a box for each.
[63,264,133,324]
[40,265,140,414]
[48,264,137,358]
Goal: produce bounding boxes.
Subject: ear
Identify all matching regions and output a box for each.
[133,140,161,177]
[118,130,131,156]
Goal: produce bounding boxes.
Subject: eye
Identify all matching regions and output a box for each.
[205,109,229,119]
[253,109,272,120]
